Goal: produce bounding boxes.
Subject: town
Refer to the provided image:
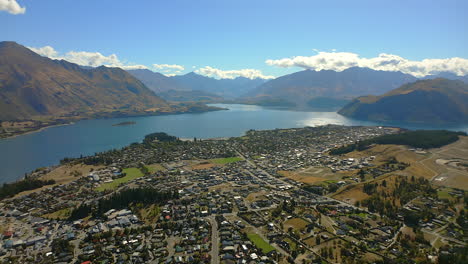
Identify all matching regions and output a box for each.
[0,125,466,264]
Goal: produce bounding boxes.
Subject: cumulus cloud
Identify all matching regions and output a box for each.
[152,64,185,76]
[0,0,25,14]
[164,73,177,77]
[153,64,184,71]
[195,66,275,79]
[29,45,148,70]
[266,51,468,77]
[28,46,59,58]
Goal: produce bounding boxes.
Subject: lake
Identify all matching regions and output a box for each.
[1,104,467,184]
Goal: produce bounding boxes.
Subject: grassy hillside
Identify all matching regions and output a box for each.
[338,78,468,123]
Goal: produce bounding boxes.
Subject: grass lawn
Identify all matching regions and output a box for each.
[210,157,243,164]
[247,233,275,254]
[147,164,165,173]
[96,168,144,192]
[42,207,72,220]
[284,237,297,251]
[437,189,453,200]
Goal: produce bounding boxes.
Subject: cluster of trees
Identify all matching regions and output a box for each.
[272,199,297,218]
[60,131,235,168]
[319,246,335,260]
[329,140,369,155]
[0,178,55,200]
[363,182,378,195]
[330,130,466,155]
[143,132,179,145]
[61,150,120,166]
[69,188,178,220]
[51,238,74,256]
[361,176,435,218]
[438,245,468,264]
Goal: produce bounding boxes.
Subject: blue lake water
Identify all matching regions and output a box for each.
[1,104,467,184]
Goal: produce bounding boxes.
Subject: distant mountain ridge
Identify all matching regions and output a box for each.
[170,72,267,99]
[127,69,267,100]
[338,78,468,124]
[127,69,187,93]
[0,41,172,121]
[243,67,419,108]
[157,90,224,102]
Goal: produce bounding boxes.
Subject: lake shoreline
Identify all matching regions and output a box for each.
[1,104,467,185]
[0,106,225,141]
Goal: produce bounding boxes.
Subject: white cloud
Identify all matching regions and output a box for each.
[164,73,177,77]
[195,66,275,79]
[266,51,468,77]
[153,64,184,71]
[152,64,185,76]
[0,0,25,15]
[28,46,59,58]
[29,45,148,70]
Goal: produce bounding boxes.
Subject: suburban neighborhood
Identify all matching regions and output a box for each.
[0,125,466,263]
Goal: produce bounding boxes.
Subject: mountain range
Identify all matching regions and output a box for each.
[338,78,468,124]
[242,67,419,109]
[0,41,176,121]
[2,40,468,125]
[127,61,468,113]
[128,69,267,100]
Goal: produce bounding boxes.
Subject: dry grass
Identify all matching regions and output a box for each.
[332,186,369,205]
[14,163,102,198]
[341,137,468,190]
[246,191,267,202]
[361,252,383,263]
[333,174,405,206]
[138,204,160,225]
[42,207,72,220]
[401,226,416,239]
[147,164,165,172]
[192,162,215,170]
[279,170,326,184]
[284,218,309,232]
[208,183,231,191]
[433,171,468,190]
[1,121,35,128]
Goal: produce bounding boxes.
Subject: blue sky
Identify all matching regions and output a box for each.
[2,0,468,78]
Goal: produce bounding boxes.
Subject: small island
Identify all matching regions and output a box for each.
[112,121,136,127]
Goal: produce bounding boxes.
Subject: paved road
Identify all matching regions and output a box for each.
[207,216,220,264]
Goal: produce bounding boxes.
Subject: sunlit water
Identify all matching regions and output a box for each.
[1,104,467,184]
